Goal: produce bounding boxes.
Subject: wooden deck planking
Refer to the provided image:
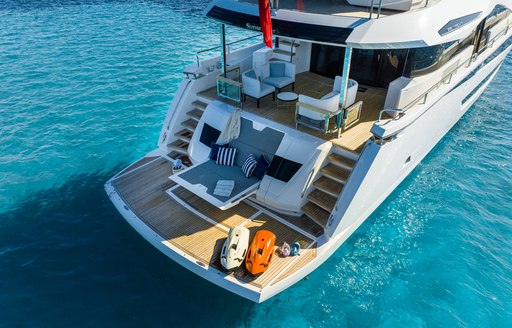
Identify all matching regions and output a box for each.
[172,187,257,228]
[266,209,324,238]
[271,247,317,286]
[229,213,315,288]
[113,158,317,290]
[117,156,159,177]
[198,72,387,153]
[114,160,228,265]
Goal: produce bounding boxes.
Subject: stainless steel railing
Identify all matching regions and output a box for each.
[195,34,261,67]
[402,24,511,111]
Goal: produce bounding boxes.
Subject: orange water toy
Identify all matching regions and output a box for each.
[245,230,276,275]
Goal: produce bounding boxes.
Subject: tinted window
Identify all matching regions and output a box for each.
[199,123,221,147]
[267,156,302,183]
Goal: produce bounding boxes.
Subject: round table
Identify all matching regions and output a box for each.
[277,92,299,110]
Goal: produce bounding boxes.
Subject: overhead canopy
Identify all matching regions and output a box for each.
[204,0,359,45]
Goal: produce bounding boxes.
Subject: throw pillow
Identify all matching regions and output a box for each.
[217,147,237,166]
[241,154,258,178]
[254,155,269,180]
[209,143,228,161]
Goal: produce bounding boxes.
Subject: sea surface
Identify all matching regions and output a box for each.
[1,1,511,327]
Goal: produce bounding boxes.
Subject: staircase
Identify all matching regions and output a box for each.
[272,38,299,62]
[168,100,208,159]
[302,149,357,230]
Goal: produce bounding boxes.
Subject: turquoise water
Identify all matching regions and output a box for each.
[1,1,511,326]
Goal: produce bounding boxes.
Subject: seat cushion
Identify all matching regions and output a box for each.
[260,82,275,96]
[263,76,293,89]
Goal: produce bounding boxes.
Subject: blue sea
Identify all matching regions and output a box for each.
[1,1,511,326]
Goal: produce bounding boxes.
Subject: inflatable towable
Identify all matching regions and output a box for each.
[245,230,276,275]
[220,226,250,271]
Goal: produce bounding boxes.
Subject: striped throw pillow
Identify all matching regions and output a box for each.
[241,154,258,178]
[216,147,237,166]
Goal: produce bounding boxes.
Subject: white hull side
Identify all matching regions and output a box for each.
[329,43,511,239]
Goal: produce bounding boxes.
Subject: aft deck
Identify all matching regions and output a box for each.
[112,157,320,290]
[198,72,386,153]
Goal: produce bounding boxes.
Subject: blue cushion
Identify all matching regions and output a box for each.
[254,155,269,180]
[217,147,237,166]
[209,143,228,161]
[263,76,292,88]
[241,154,258,178]
[270,62,285,77]
[245,70,257,79]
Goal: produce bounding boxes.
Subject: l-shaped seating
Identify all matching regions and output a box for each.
[171,116,284,210]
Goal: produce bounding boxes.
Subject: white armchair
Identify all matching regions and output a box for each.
[242,70,275,108]
[260,61,296,92]
[295,93,342,133]
[295,77,361,136]
[322,76,358,109]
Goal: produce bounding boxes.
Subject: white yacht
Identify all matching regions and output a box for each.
[105,0,512,302]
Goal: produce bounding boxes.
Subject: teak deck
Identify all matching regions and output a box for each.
[112,157,318,289]
[198,72,387,153]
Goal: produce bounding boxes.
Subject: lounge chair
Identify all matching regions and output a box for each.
[171,117,284,210]
[242,70,275,108]
[260,61,296,92]
[295,77,361,135]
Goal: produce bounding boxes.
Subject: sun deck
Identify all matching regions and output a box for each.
[198,71,386,152]
[112,157,321,290]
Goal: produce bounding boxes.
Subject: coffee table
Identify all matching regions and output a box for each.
[277,92,299,110]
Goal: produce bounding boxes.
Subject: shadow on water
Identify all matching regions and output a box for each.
[0,165,255,327]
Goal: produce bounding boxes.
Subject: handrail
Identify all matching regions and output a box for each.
[378,109,404,121]
[402,24,511,111]
[290,39,296,63]
[402,56,472,110]
[195,34,261,66]
[369,0,383,19]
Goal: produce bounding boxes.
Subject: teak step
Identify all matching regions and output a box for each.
[192,100,208,110]
[169,140,189,156]
[273,49,296,57]
[279,39,300,47]
[186,108,203,122]
[302,202,330,228]
[328,153,356,170]
[169,151,185,159]
[313,176,343,198]
[307,189,337,213]
[321,164,350,184]
[181,118,198,132]
[174,129,192,143]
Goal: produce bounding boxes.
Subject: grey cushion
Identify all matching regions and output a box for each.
[179,160,259,202]
[263,76,293,89]
[245,70,257,79]
[270,62,285,77]
[229,118,284,167]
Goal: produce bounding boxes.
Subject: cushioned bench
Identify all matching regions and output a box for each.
[170,117,284,210]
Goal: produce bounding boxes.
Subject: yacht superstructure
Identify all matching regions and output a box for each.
[105,0,512,302]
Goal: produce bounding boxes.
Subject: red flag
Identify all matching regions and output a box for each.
[296,0,305,11]
[258,0,273,48]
